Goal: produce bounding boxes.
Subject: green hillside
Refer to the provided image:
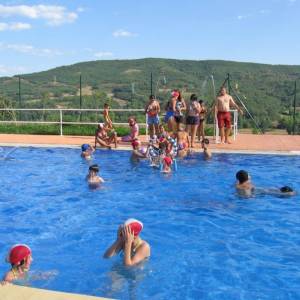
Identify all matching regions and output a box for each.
[0,58,299,132]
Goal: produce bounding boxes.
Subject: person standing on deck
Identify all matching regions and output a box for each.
[145,95,160,139]
[215,87,243,144]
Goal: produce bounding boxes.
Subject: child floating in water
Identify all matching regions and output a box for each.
[1,244,33,284]
[87,164,104,185]
[81,144,95,160]
[236,170,254,196]
[201,138,212,159]
[236,170,296,197]
[103,218,150,266]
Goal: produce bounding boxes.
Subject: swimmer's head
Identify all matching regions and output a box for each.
[131,139,140,149]
[201,138,210,149]
[6,244,32,267]
[190,94,197,101]
[280,186,295,195]
[104,103,109,109]
[236,170,249,184]
[149,95,155,100]
[81,144,90,152]
[201,138,209,145]
[124,218,143,236]
[89,164,99,173]
[199,99,204,105]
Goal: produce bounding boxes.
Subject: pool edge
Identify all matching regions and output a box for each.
[1,142,300,155]
[0,284,114,300]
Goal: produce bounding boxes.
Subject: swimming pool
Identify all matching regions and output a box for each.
[0,147,299,300]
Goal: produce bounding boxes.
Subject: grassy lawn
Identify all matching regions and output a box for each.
[0,124,146,136]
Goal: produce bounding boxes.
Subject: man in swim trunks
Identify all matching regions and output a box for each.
[145,95,160,139]
[215,87,243,144]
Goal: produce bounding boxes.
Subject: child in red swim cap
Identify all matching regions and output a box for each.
[103,218,150,266]
[2,244,33,284]
[162,156,172,173]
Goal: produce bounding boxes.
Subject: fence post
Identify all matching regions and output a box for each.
[145,113,148,137]
[60,110,63,136]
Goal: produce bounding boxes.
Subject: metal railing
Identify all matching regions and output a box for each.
[214,109,238,143]
[0,108,147,136]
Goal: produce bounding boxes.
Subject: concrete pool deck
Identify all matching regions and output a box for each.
[0,285,113,300]
[0,133,299,154]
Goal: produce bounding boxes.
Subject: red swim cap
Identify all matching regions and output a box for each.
[163,156,172,166]
[124,218,143,236]
[131,140,140,148]
[7,244,31,265]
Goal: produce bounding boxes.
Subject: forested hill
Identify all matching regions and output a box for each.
[0,58,299,130]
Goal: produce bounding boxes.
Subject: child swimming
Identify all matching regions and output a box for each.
[131,140,148,160]
[162,156,172,173]
[201,138,212,159]
[1,244,33,284]
[81,144,95,160]
[103,218,150,266]
[86,164,104,185]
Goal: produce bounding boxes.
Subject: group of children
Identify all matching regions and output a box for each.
[2,93,295,286]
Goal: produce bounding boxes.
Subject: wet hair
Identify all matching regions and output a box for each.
[89,164,99,173]
[280,186,293,193]
[104,103,109,108]
[190,94,197,101]
[236,170,249,184]
[149,95,155,100]
[178,90,182,101]
[202,138,209,145]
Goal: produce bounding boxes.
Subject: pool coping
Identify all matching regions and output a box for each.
[1,142,300,155]
[0,285,113,300]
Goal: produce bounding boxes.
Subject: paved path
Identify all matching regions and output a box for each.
[0,133,299,153]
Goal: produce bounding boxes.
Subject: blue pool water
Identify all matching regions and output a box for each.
[0,147,300,300]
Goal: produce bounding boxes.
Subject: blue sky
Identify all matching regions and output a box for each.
[0,0,299,76]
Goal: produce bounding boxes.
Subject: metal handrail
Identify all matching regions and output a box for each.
[0,108,148,136]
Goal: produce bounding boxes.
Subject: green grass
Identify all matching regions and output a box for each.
[0,124,147,136]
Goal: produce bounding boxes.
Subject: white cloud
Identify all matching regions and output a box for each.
[0,43,63,56]
[0,4,78,26]
[259,9,271,14]
[237,15,250,20]
[0,64,27,76]
[0,22,31,31]
[77,7,85,13]
[94,52,114,58]
[113,29,137,38]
